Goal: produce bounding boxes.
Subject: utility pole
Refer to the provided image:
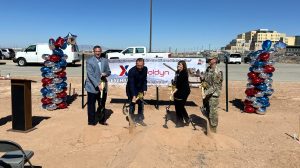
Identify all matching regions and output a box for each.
[149,0,152,52]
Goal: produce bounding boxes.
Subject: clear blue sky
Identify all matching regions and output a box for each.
[1,0,299,51]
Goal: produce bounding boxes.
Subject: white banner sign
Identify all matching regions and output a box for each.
[108,58,206,86]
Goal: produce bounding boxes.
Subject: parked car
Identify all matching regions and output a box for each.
[244,52,253,63]
[13,44,80,66]
[224,53,242,64]
[101,49,122,58]
[0,48,15,60]
[107,46,171,59]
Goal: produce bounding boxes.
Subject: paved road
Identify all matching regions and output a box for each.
[0,60,299,81]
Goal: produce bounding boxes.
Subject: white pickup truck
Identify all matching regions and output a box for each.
[107,46,171,59]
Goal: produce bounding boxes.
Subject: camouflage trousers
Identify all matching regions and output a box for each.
[203,96,219,127]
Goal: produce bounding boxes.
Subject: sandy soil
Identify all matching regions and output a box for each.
[0,77,300,168]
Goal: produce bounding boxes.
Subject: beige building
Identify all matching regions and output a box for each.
[225,29,296,53]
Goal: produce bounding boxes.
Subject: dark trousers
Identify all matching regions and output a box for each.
[174,98,189,123]
[101,89,107,109]
[87,92,101,124]
[128,97,144,121]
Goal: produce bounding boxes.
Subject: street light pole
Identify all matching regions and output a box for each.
[149,0,152,52]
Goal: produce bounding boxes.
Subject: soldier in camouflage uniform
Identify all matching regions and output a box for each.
[200,53,223,133]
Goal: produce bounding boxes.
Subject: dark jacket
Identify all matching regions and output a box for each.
[174,70,190,100]
[126,66,148,98]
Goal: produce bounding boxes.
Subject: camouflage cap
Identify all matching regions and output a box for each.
[207,52,218,60]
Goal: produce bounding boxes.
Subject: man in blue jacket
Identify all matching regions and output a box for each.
[85,45,111,126]
[126,58,148,126]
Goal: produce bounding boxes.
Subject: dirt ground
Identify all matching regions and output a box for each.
[0,77,300,168]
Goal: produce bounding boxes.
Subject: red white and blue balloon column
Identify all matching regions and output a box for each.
[40,33,77,110]
[244,40,286,114]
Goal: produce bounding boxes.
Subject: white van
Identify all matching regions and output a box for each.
[13,43,80,66]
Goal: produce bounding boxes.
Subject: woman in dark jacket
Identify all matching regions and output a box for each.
[173,60,191,127]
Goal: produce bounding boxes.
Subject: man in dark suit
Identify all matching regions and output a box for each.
[126,58,148,126]
[85,45,111,125]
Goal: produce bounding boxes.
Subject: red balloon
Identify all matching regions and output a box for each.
[252,77,264,85]
[57,91,67,98]
[49,55,61,62]
[247,72,258,79]
[258,52,270,61]
[41,78,52,85]
[41,97,52,104]
[54,37,65,48]
[264,65,275,73]
[56,71,66,78]
[245,88,259,96]
[57,102,68,109]
[244,105,256,113]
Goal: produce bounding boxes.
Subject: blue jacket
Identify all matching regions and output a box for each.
[85,56,111,94]
[126,66,148,98]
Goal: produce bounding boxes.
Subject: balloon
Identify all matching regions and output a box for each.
[274,41,287,53]
[61,41,68,50]
[57,82,68,88]
[256,83,268,91]
[42,54,50,60]
[46,83,57,90]
[57,102,68,109]
[252,77,264,85]
[51,66,62,73]
[264,88,274,96]
[258,52,270,61]
[257,97,269,103]
[49,55,61,62]
[46,103,57,111]
[52,98,63,104]
[46,92,56,99]
[54,37,65,48]
[254,91,265,97]
[247,72,258,79]
[41,87,50,96]
[52,77,63,84]
[44,72,56,79]
[249,67,254,72]
[246,96,256,102]
[56,71,66,78]
[49,38,55,50]
[41,97,52,104]
[62,54,68,60]
[40,67,51,73]
[245,88,258,96]
[264,78,273,84]
[52,87,63,94]
[252,101,263,108]
[64,32,77,45]
[253,67,264,73]
[262,40,272,51]
[53,48,64,57]
[259,73,271,79]
[254,61,266,67]
[44,61,56,67]
[41,78,52,85]
[244,105,256,113]
[256,107,266,114]
[57,91,67,98]
[246,83,255,89]
[58,60,67,67]
[264,65,275,73]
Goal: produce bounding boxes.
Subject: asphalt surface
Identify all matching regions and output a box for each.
[0,60,299,82]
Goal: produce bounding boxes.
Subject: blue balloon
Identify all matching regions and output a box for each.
[62,77,67,81]
[53,48,64,57]
[58,60,67,67]
[40,67,51,73]
[249,67,254,72]
[256,107,267,114]
[256,83,268,91]
[57,82,68,89]
[41,87,51,96]
[262,40,272,51]
[274,41,287,51]
[254,61,265,67]
[61,41,68,50]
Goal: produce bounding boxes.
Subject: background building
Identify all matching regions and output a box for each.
[225,29,296,53]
